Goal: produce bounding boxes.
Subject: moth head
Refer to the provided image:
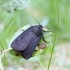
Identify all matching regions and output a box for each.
[38,25,42,29]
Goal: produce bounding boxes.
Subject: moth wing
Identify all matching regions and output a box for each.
[11,27,36,51]
[20,36,42,59]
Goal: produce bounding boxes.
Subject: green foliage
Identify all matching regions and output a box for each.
[0,0,70,70]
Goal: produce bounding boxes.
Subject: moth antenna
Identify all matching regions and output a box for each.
[28,14,40,25]
[42,37,49,43]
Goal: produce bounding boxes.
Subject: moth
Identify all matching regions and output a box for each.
[11,25,48,59]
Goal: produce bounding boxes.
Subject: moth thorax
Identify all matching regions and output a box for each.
[32,26,42,36]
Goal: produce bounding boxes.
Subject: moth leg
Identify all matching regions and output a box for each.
[37,43,40,46]
[42,30,50,32]
[42,36,49,43]
[34,50,38,52]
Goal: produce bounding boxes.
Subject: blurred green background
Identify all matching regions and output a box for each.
[0,0,70,70]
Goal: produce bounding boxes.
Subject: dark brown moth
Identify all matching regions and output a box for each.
[11,25,47,59]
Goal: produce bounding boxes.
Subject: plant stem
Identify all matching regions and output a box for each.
[47,1,60,70]
[0,54,3,70]
[0,48,12,55]
[0,48,12,70]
